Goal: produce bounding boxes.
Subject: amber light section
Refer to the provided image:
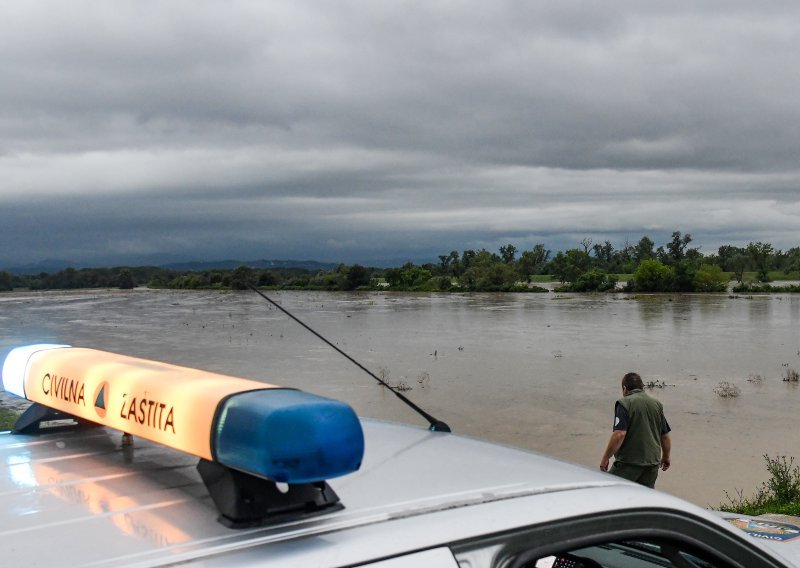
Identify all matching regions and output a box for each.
[23,347,279,460]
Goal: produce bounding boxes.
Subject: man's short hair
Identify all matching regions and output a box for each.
[622,372,644,390]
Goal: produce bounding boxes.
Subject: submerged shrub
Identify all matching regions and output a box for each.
[569,269,618,292]
[713,381,740,398]
[784,367,800,382]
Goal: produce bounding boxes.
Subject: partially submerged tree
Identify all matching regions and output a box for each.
[118,269,135,290]
[747,241,774,282]
[230,265,256,290]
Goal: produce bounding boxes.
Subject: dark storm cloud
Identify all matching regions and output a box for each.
[1,1,799,267]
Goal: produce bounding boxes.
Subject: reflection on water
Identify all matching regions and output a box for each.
[1,289,799,506]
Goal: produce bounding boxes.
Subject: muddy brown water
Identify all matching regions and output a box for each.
[2,289,799,507]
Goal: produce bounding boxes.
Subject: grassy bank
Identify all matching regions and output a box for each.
[0,408,19,431]
[719,455,800,516]
[765,270,800,281]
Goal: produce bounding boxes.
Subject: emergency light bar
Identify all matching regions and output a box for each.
[1,344,365,486]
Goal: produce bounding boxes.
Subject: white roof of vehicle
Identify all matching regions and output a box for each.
[0,419,795,567]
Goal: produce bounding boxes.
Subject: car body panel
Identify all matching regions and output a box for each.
[0,419,796,567]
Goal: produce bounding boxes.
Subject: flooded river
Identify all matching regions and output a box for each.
[2,289,799,507]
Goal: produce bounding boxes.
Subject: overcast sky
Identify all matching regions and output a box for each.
[2,1,799,268]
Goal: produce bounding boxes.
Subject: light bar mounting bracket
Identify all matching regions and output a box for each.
[12,402,94,434]
[197,459,343,528]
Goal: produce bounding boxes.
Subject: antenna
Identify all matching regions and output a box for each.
[247,285,451,432]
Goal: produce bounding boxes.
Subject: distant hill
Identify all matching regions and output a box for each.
[161,259,339,272]
[1,258,339,275]
[1,259,81,275]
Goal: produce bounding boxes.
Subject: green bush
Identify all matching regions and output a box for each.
[720,455,800,515]
[569,269,618,292]
[631,259,674,292]
[693,264,729,292]
[435,276,453,291]
[672,260,696,292]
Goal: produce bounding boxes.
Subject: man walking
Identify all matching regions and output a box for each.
[600,372,671,488]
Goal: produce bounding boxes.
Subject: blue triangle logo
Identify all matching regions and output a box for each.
[95,385,106,410]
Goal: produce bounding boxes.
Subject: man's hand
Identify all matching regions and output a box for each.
[660,433,671,471]
[600,430,626,472]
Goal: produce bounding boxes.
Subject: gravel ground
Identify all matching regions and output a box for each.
[758,513,800,525]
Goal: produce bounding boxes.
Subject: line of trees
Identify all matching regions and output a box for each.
[0,266,164,292]
[380,232,799,293]
[2,232,799,294]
